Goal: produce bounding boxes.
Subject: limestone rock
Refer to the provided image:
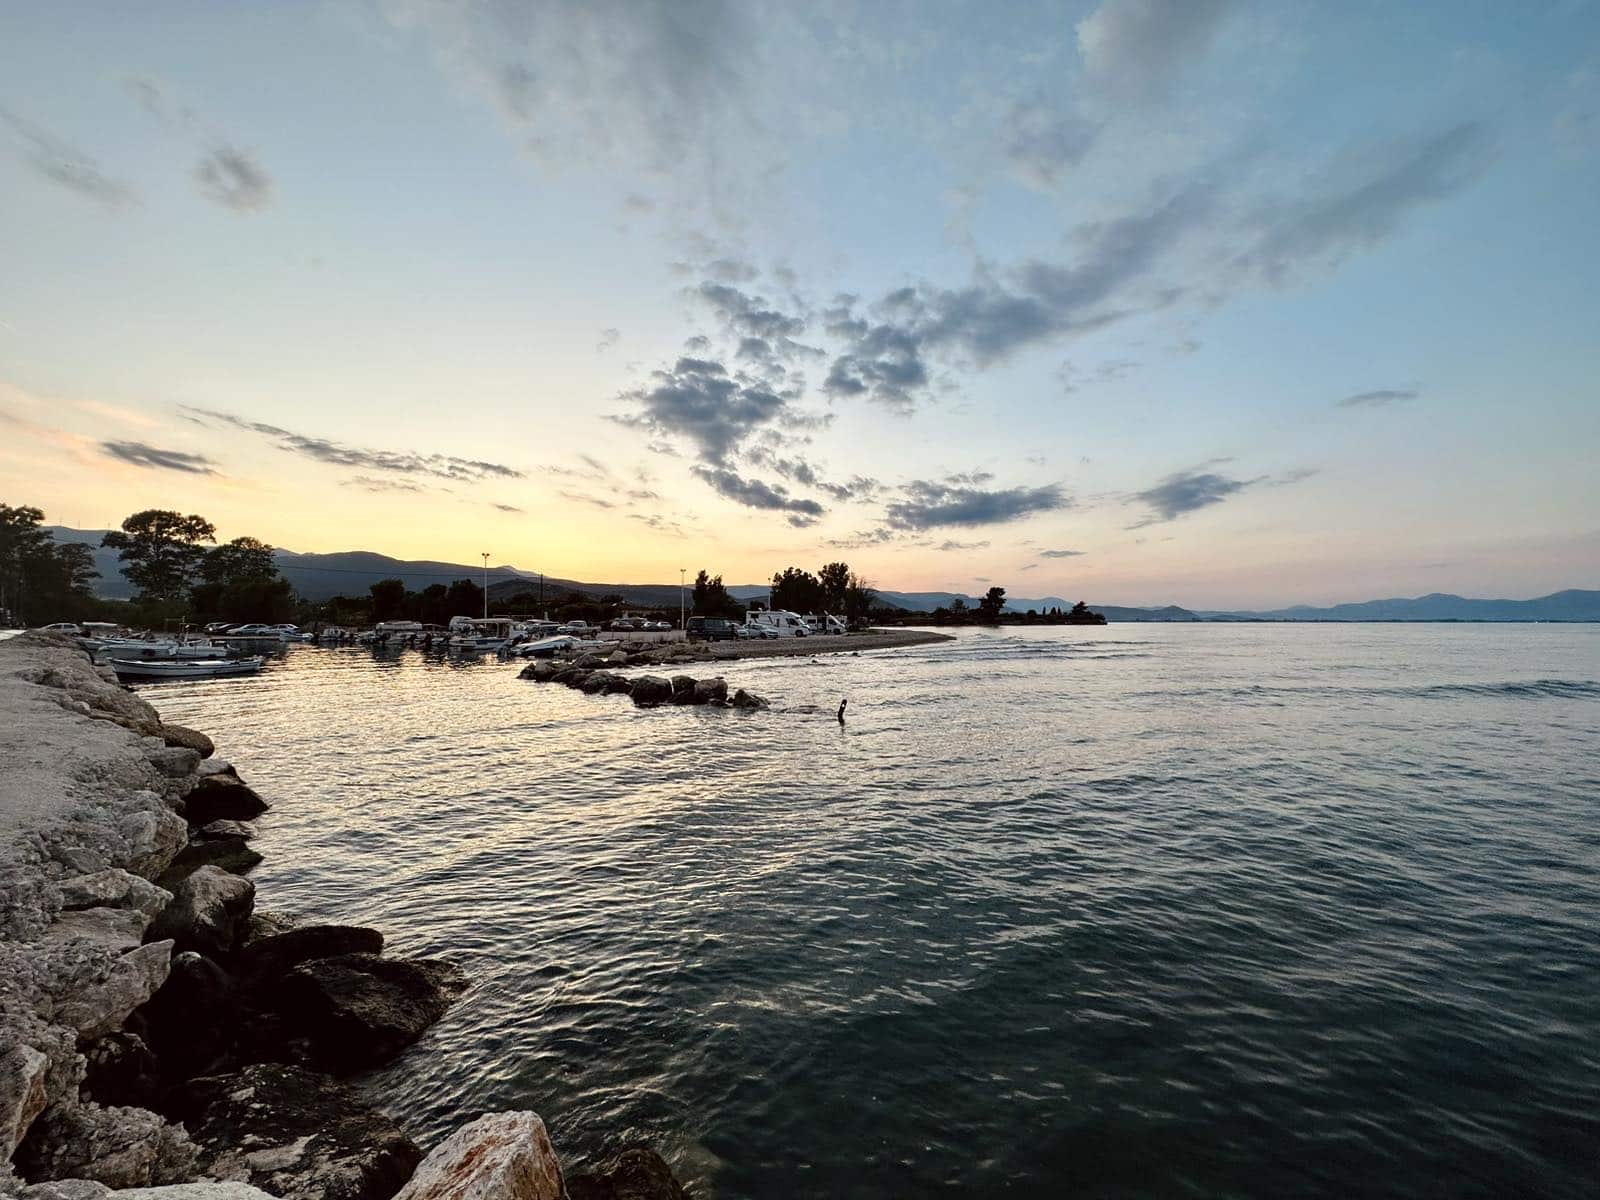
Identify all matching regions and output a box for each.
[565,1148,688,1200]
[154,840,262,891]
[178,1064,421,1200]
[193,821,253,843]
[1,1045,50,1159]
[57,871,171,921]
[143,749,200,783]
[269,955,466,1073]
[119,807,188,882]
[115,1185,278,1198]
[145,868,254,959]
[392,1112,562,1200]
[137,952,237,1084]
[196,759,236,779]
[234,926,384,987]
[179,778,267,826]
[628,676,672,707]
[52,941,172,1042]
[157,725,214,758]
[43,908,150,955]
[15,1179,112,1199]
[15,1103,197,1190]
[668,676,696,705]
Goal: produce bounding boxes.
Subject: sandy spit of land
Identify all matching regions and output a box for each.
[702,628,952,660]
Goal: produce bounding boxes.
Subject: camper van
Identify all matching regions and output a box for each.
[745,609,811,638]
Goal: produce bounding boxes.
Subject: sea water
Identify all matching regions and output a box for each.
[147,624,1600,1198]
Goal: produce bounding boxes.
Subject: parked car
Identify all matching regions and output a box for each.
[203,622,233,634]
[687,616,740,641]
[740,621,778,639]
[35,622,83,636]
[647,620,672,632]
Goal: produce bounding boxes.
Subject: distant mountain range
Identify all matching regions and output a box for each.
[46,528,1600,621]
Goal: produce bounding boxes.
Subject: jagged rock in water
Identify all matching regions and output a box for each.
[136,952,237,1085]
[143,749,200,784]
[691,677,728,705]
[240,910,296,947]
[729,689,769,710]
[1,1045,50,1160]
[56,871,171,921]
[233,925,384,988]
[565,1148,688,1200]
[196,759,237,780]
[145,867,254,959]
[52,942,173,1043]
[120,803,190,882]
[628,676,672,707]
[157,725,214,758]
[578,671,615,694]
[154,840,262,891]
[177,1064,421,1200]
[392,1111,563,1200]
[668,676,697,705]
[14,1103,197,1190]
[180,777,268,826]
[570,653,607,670]
[79,1032,161,1111]
[193,820,254,843]
[268,954,467,1073]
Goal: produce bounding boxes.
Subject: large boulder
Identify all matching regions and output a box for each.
[578,672,615,695]
[14,1103,197,1190]
[729,689,769,710]
[145,867,254,959]
[392,1112,562,1200]
[116,1185,278,1199]
[57,870,171,921]
[52,941,173,1043]
[194,820,254,842]
[668,676,696,705]
[154,840,262,891]
[42,908,150,955]
[691,677,727,705]
[1,1045,50,1160]
[120,805,189,881]
[233,926,384,988]
[565,1148,688,1200]
[628,676,671,707]
[13,1180,114,1199]
[158,724,214,758]
[177,1064,421,1200]
[136,951,238,1085]
[269,955,467,1073]
[180,777,268,826]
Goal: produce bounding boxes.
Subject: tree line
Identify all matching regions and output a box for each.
[688,561,877,625]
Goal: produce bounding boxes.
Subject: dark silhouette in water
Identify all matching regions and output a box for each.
[837,698,847,724]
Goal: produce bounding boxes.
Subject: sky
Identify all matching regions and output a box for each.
[1,0,1597,609]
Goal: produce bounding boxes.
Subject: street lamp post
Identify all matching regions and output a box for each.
[480,552,490,620]
[679,568,686,632]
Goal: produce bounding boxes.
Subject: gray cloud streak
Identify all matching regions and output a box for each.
[101,441,216,474]
[1338,388,1418,408]
[887,480,1071,530]
[1,107,137,208]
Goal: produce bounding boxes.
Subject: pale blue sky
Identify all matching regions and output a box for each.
[2,0,1596,607]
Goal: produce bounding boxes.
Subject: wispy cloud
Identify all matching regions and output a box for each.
[0,107,137,208]
[183,407,523,482]
[343,476,425,494]
[690,464,824,525]
[1338,387,1418,409]
[194,145,273,212]
[937,539,989,552]
[886,480,1070,530]
[1040,548,1086,558]
[100,440,216,474]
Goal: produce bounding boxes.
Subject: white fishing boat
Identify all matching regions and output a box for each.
[110,656,264,681]
[514,634,608,658]
[446,616,527,653]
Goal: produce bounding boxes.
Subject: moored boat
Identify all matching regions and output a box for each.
[110,656,265,681]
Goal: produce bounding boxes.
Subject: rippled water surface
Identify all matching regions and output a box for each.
[145,625,1600,1198]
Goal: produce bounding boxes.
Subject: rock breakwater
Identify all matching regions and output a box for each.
[518,656,769,711]
[1,634,686,1199]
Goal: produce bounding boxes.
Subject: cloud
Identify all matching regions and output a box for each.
[690,464,824,524]
[1018,563,1039,571]
[630,513,687,536]
[744,446,879,501]
[1126,465,1312,525]
[343,476,426,493]
[182,407,523,481]
[1338,387,1418,409]
[1040,548,1086,558]
[194,145,274,211]
[0,107,137,208]
[937,539,989,552]
[825,528,896,549]
[560,490,617,509]
[596,327,621,353]
[492,502,526,513]
[613,356,790,464]
[100,440,216,474]
[886,480,1071,530]
[1002,101,1101,188]
[1076,0,1238,103]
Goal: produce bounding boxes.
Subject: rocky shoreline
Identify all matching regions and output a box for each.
[0,633,687,1199]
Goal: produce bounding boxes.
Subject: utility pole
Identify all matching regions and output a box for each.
[679,567,686,631]
[480,552,490,620]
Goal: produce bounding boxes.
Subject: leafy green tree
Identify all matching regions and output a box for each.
[445,578,484,618]
[417,583,450,625]
[976,586,1007,623]
[770,567,824,613]
[369,578,408,623]
[0,504,56,622]
[691,569,742,618]
[818,561,851,612]
[201,536,278,585]
[842,572,876,626]
[102,510,215,604]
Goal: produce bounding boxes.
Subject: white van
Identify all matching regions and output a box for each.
[746,609,811,637]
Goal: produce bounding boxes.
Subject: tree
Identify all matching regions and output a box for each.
[976,586,1007,623]
[102,510,215,604]
[200,536,278,585]
[842,572,876,626]
[691,570,742,619]
[445,578,483,618]
[369,578,408,623]
[818,561,851,613]
[0,504,56,622]
[770,567,824,614]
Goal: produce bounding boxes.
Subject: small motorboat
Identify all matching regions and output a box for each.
[110,656,265,681]
[514,635,608,658]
